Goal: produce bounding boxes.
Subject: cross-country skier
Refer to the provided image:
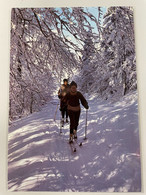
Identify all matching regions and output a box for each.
[58,79,70,126]
[64,81,89,143]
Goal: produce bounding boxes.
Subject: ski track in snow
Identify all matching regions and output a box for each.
[8,92,141,192]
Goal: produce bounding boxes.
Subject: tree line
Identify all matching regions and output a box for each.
[9,7,137,121]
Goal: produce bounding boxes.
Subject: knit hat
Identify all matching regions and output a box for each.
[63,79,68,83]
[70,81,77,88]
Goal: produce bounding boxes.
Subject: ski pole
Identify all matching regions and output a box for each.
[84,109,88,140]
[54,103,59,121]
[54,82,62,122]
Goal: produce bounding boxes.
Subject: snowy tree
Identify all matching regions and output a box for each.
[77,31,97,93]
[10,8,76,120]
[9,7,102,121]
[97,7,137,99]
[9,7,137,120]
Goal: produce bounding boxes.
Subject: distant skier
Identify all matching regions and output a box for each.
[58,79,70,125]
[65,81,89,143]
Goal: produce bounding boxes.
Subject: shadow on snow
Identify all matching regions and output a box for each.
[8,94,141,192]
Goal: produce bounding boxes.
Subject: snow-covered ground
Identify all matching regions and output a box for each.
[8,92,141,192]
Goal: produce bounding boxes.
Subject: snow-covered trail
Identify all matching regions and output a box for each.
[8,92,141,192]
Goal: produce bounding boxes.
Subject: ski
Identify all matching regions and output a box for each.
[60,122,63,134]
[69,141,76,153]
[73,138,82,147]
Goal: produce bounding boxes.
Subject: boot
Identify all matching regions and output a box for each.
[73,130,77,139]
[69,134,73,143]
[61,118,64,126]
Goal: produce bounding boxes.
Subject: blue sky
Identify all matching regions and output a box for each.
[56,7,107,34]
[84,7,107,33]
[53,7,107,49]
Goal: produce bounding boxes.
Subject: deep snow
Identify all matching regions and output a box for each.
[8,92,141,192]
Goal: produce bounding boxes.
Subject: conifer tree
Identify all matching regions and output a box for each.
[98,6,136,99]
[77,31,96,93]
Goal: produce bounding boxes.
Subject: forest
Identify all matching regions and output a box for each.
[10,7,137,121]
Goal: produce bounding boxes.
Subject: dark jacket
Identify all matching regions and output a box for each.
[65,91,89,111]
[58,84,70,110]
[58,84,70,99]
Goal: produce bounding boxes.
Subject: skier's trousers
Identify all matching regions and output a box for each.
[61,106,68,119]
[68,109,81,134]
